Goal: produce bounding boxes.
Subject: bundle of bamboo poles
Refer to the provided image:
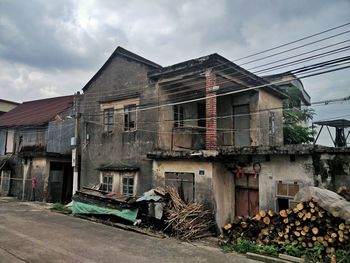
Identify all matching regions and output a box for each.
[224,201,350,257]
[164,186,213,240]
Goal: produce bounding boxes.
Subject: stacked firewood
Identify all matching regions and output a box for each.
[164,186,213,240]
[224,201,350,256]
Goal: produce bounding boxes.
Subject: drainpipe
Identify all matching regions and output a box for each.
[72,92,80,196]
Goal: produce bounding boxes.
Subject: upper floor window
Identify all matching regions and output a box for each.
[103,108,114,133]
[174,105,184,128]
[124,104,137,131]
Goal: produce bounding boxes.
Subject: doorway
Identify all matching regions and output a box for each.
[48,162,73,203]
[233,105,250,146]
[165,172,195,203]
[235,173,259,217]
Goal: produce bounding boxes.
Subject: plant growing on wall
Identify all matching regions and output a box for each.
[283,87,314,145]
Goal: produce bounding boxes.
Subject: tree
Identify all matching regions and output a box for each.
[283,87,314,144]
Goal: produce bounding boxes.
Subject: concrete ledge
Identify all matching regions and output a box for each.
[246,252,290,263]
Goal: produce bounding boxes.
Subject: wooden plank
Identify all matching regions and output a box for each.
[279,254,305,263]
[246,252,290,263]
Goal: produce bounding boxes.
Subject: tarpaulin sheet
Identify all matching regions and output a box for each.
[72,201,138,222]
[294,186,350,222]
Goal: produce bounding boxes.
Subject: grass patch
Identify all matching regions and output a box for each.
[51,203,72,214]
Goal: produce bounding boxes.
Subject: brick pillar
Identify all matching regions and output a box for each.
[205,69,217,150]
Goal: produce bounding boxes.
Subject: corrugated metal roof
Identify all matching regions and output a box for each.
[0,95,74,128]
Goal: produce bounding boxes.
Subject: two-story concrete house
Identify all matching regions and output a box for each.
[80,47,295,225]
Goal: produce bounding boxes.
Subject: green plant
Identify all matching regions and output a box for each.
[282,243,303,258]
[256,244,279,257]
[336,249,350,263]
[283,86,315,145]
[222,240,257,254]
[304,245,324,263]
[51,203,72,214]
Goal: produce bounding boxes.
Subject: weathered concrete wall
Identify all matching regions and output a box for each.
[152,160,214,207]
[9,157,48,201]
[81,54,159,195]
[257,90,283,146]
[257,155,314,210]
[212,162,235,228]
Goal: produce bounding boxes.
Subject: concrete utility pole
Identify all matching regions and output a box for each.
[72,92,80,196]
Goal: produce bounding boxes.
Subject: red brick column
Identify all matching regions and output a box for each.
[205,69,217,150]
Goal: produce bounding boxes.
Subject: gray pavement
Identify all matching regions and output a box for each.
[0,197,258,263]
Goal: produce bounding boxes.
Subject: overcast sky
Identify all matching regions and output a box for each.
[0,0,349,145]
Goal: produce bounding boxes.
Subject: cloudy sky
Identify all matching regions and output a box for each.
[0,0,349,145]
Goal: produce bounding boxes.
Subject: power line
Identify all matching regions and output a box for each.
[81,23,350,98]
[82,52,350,112]
[82,57,350,115]
[234,22,350,61]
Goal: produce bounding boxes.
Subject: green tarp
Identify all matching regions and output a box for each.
[72,201,138,222]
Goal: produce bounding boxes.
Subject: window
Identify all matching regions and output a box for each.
[276,181,300,211]
[103,108,114,133]
[124,104,137,131]
[122,175,134,196]
[174,105,184,128]
[101,175,113,192]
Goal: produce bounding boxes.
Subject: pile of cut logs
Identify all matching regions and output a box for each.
[164,186,213,240]
[224,201,350,256]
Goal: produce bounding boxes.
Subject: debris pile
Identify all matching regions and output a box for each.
[72,186,214,240]
[164,186,214,240]
[224,201,350,258]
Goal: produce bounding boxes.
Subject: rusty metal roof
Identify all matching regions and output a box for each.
[0,95,74,128]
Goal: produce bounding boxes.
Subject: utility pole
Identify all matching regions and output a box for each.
[72,92,80,196]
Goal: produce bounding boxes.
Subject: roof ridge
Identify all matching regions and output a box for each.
[115,46,161,68]
[22,95,74,104]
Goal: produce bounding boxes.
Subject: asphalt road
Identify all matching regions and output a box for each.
[0,197,258,263]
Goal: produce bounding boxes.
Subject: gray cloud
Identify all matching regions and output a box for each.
[0,0,349,145]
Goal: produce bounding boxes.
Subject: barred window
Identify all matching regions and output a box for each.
[124,104,137,131]
[174,105,184,128]
[103,108,114,133]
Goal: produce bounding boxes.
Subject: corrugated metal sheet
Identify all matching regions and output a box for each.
[47,119,74,154]
[0,96,73,127]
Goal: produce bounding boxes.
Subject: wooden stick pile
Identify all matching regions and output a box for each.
[164,186,213,240]
[224,201,350,257]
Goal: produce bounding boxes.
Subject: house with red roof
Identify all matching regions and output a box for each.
[0,99,20,116]
[0,95,75,203]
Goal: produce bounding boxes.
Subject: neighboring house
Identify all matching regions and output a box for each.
[80,46,292,227]
[0,96,74,203]
[0,99,20,116]
[263,72,311,108]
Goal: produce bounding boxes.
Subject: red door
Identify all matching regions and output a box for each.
[235,173,259,217]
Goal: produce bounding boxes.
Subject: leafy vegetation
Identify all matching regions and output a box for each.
[335,249,350,263]
[222,240,278,257]
[283,86,314,144]
[221,240,342,262]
